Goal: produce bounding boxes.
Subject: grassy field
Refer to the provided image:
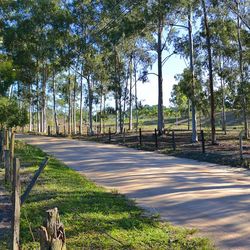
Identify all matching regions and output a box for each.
[0,141,214,249]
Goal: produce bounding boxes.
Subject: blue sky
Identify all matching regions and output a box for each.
[137,52,186,107]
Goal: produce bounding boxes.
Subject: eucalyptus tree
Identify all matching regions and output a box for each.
[200,0,216,144]
[234,0,249,138]
[141,0,183,134]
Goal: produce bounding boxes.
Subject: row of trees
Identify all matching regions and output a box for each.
[0,0,249,142]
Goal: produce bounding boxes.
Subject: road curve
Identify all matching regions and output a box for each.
[18,134,250,250]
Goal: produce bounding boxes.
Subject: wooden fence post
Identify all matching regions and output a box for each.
[155,129,158,149]
[172,131,176,151]
[239,130,244,161]
[10,129,15,178]
[48,126,51,136]
[11,157,21,250]
[109,127,111,143]
[139,128,142,147]
[4,150,10,183]
[201,130,205,153]
[5,129,9,150]
[0,130,3,162]
[123,128,126,144]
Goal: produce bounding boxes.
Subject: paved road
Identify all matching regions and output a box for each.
[18,134,250,250]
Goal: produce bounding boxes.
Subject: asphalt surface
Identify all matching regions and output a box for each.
[18,134,250,250]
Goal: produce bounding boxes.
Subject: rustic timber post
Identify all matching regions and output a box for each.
[0,130,3,162]
[64,126,66,136]
[48,126,51,136]
[123,128,126,144]
[139,128,142,147]
[239,130,244,161]
[154,129,158,149]
[172,131,176,151]
[5,129,9,150]
[201,130,205,153]
[109,127,111,143]
[10,129,15,180]
[11,157,21,250]
[4,150,10,183]
[79,125,81,135]
[39,208,66,250]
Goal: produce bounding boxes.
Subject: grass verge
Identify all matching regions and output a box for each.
[1,141,214,249]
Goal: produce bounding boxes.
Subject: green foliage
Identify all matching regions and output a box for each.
[0,56,16,96]
[0,97,28,128]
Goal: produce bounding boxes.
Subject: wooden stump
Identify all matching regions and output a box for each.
[39,208,66,250]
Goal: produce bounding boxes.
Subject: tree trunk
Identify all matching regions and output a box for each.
[157,13,164,134]
[79,72,83,135]
[103,95,106,133]
[115,97,119,134]
[52,71,59,135]
[134,62,139,132]
[201,0,216,144]
[68,74,72,135]
[100,93,103,134]
[236,0,249,139]
[87,77,93,135]
[188,5,198,142]
[129,55,133,131]
[119,93,123,133]
[219,56,226,134]
[123,65,129,130]
[73,75,77,135]
[29,84,33,132]
[41,66,47,133]
[36,72,40,133]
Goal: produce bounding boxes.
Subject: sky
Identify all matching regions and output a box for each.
[137,52,187,107]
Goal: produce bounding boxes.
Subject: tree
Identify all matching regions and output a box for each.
[201,0,216,144]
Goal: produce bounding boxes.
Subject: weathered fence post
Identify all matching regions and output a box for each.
[139,128,142,147]
[201,130,205,153]
[11,157,21,250]
[109,127,111,143]
[123,128,126,144]
[0,130,3,163]
[64,126,66,136]
[239,130,244,161]
[79,125,81,135]
[48,126,51,136]
[5,129,9,150]
[155,129,158,149]
[4,150,10,183]
[39,207,66,250]
[10,129,15,177]
[172,131,176,151]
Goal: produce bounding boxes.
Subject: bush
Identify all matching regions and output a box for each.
[0,97,28,128]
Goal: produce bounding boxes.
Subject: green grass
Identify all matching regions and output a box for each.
[2,141,214,249]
